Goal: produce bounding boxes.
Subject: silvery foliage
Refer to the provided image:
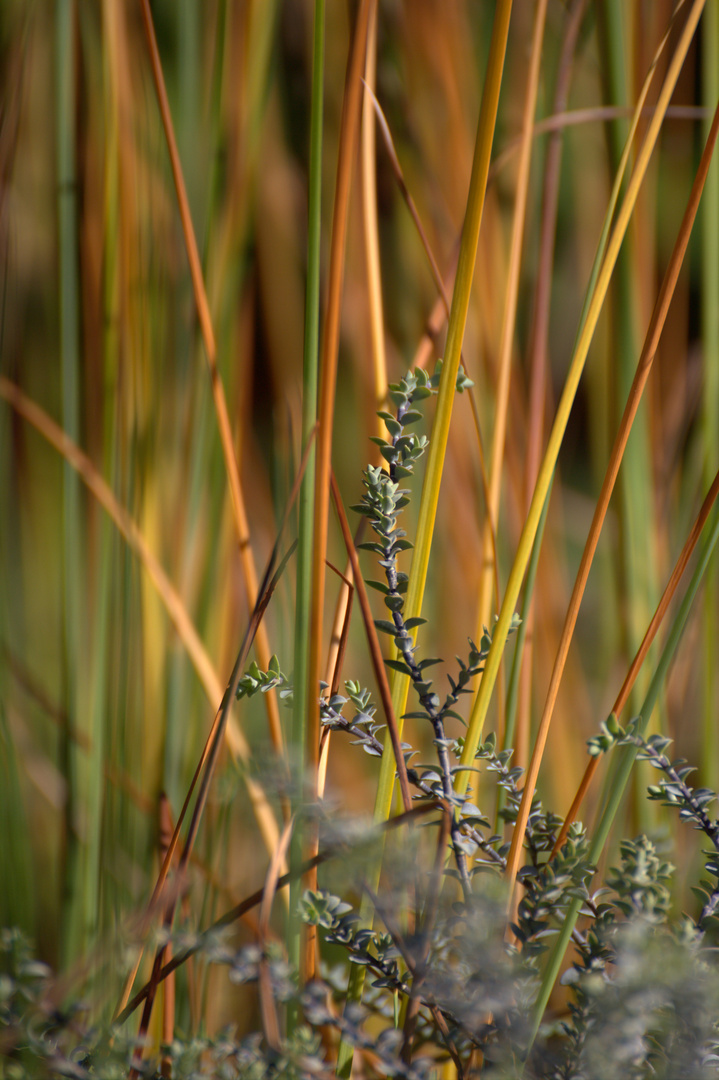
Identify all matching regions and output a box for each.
[7,370,719,1078]
[227,369,719,1076]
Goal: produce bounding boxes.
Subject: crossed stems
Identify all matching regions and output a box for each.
[320,697,504,870]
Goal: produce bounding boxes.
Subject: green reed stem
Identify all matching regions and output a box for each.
[373,0,514,828]
[0,705,34,933]
[503,483,552,755]
[56,0,86,966]
[456,0,706,788]
[290,0,324,1029]
[600,0,658,766]
[701,0,719,792]
[334,10,513,1076]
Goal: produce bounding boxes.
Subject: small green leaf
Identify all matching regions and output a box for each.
[401,409,423,425]
[384,659,412,675]
[377,411,402,435]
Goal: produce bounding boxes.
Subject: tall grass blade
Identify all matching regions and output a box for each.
[504,89,719,905]
[129,486,305,1043]
[516,0,588,769]
[600,3,659,819]
[138,0,284,756]
[457,0,706,791]
[56,0,86,967]
[289,0,325,1027]
[701,0,719,791]
[0,377,282,880]
[305,0,372,983]
[0,705,34,933]
[475,0,548,632]
[373,0,514,830]
[335,7,514,1075]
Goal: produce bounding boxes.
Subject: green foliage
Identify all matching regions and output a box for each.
[236,656,293,704]
[8,809,719,1078]
[7,369,719,1080]
[588,714,719,935]
[4,1,719,1076]
[227,378,719,1076]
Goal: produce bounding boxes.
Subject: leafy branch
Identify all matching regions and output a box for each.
[588,717,719,931]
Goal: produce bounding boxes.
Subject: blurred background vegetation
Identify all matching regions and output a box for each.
[0,0,718,1046]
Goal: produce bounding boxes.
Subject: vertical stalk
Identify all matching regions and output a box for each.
[375,0,514,828]
[138,0,285,758]
[178,0,200,226]
[701,0,719,791]
[456,0,706,788]
[56,0,85,966]
[504,86,719,911]
[162,0,202,830]
[502,484,552,761]
[320,0,388,789]
[599,0,658,749]
[289,0,324,1021]
[0,706,34,933]
[305,0,371,989]
[95,0,123,957]
[515,0,588,772]
[335,6,514,1077]
[166,0,225,815]
[475,0,548,634]
[362,0,387,418]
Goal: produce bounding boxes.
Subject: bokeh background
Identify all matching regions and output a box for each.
[1,0,717,1037]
